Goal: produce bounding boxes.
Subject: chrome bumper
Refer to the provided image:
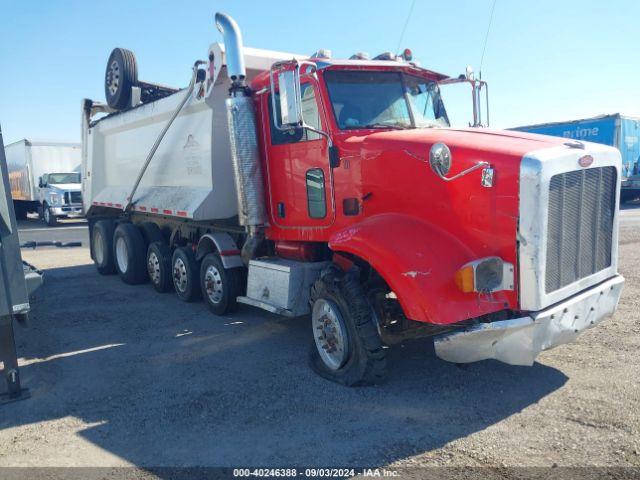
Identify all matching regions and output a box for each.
[434,275,624,366]
[51,205,83,216]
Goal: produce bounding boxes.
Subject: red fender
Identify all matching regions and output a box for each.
[329,213,513,325]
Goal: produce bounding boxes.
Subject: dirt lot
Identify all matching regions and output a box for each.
[1,210,639,474]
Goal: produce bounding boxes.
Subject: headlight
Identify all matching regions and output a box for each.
[49,193,60,204]
[454,257,514,293]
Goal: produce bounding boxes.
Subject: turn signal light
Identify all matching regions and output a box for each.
[454,265,475,293]
[454,257,515,294]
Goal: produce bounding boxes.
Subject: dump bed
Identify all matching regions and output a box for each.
[83,44,301,222]
[6,140,80,202]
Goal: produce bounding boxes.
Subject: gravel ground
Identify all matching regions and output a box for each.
[0,209,638,474]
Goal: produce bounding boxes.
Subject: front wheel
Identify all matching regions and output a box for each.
[43,204,57,227]
[309,267,387,386]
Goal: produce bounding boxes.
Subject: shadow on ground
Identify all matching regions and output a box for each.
[1,263,567,468]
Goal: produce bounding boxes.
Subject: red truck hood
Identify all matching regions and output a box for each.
[334,126,570,322]
[350,126,566,160]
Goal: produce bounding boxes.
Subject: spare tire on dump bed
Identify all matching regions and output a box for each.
[105,48,138,110]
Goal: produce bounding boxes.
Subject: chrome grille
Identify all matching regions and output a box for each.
[545,167,616,293]
[65,191,82,204]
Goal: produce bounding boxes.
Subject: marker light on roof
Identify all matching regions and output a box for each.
[402,48,413,61]
[311,49,332,59]
[349,52,370,60]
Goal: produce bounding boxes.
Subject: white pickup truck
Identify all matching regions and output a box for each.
[5,139,83,226]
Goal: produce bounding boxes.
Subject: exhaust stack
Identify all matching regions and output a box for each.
[216,12,267,264]
[215,12,247,89]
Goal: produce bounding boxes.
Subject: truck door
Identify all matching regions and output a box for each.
[263,80,335,229]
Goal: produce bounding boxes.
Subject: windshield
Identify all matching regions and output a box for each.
[47,173,80,184]
[324,70,450,130]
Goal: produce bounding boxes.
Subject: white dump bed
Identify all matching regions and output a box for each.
[5,140,81,202]
[83,44,303,221]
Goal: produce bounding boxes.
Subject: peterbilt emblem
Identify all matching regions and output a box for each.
[578,155,594,168]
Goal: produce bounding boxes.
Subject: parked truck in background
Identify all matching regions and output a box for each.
[512,114,640,202]
[5,140,83,225]
[81,13,624,385]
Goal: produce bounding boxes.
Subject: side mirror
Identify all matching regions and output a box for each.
[277,70,302,127]
[38,177,44,188]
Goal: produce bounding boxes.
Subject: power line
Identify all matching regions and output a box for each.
[396,0,417,54]
[479,0,497,76]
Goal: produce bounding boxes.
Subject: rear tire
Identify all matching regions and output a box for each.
[309,267,387,386]
[113,223,147,284]
[147,242,173,293]
[200,253,242,315]
[105,48,138,110]
[92,220,117,275]
[172,246,201,302]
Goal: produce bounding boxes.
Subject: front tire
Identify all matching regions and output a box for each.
[309,267,387,386]
[172,246,201,302]
[43,204,57,227]
[113,223,147,284]
[200,253,242,315]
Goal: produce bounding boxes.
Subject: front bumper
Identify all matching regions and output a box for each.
[51,205,83,217]
[434,275,624,366]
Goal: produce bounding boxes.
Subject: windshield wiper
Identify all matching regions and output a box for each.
[361,122,412,130]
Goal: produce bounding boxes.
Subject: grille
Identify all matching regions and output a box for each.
[545,167,616,293]
[65,191,82,204]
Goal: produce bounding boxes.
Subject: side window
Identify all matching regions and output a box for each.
[306,168,326,218]
[269,83,321,145]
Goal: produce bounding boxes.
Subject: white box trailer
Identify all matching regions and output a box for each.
[5,139,83,225]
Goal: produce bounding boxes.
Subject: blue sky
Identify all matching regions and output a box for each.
[0,0,637,144]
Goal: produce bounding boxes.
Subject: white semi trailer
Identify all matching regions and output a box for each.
[5,139,83,225]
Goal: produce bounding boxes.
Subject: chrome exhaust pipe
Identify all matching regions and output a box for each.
[214,12,246,88]
[216,12,267,264]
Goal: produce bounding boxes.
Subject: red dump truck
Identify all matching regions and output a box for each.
[81,12,624,385]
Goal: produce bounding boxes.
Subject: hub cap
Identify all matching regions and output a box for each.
[203,265,223,304]
[107,60,120,96]
[147,251,161,285]
[312,299,350,370]
[93,230,104,264]
[115,237,128,272]
[44,208,50,223]
[173,258,188,293]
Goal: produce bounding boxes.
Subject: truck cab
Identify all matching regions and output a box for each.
[38,172,83,226]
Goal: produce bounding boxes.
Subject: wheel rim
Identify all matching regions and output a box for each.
[107,60,120,96]
[312,299,350,370]
[44,208,50,223]
[173,258,188,293]
[147,251,161,285]
[115,237,128,272]
[203,264,223,304]
[93,230,104,264]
